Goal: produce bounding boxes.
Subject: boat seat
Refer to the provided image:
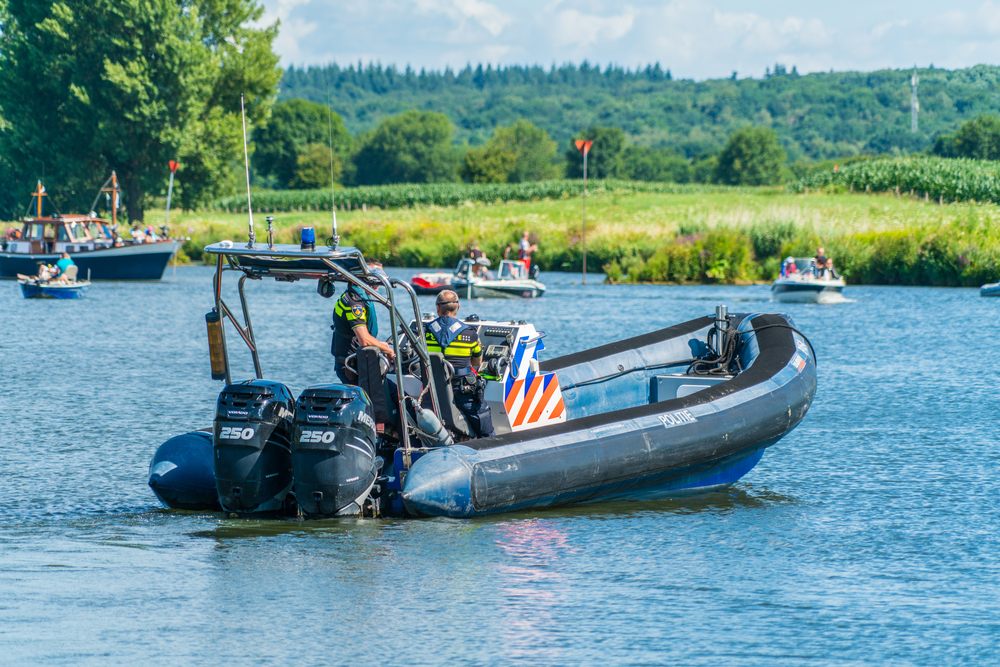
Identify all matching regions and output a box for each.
[61,265,78,282]
[426,353,472,438]
[355,346,392,425]
[386,373,422,399]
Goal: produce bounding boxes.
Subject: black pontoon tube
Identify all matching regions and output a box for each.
[401,313,816,517]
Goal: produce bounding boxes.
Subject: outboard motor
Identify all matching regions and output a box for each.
[213,380,296,515]
[292,384,381,517]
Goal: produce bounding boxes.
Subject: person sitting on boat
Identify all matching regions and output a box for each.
[424,290,495,439]
[330,259,395,384]
[780,257,796,278]
[814,247,829,278]
[53,252,75,281]
[469,242,488,277]
[36,262,56,281]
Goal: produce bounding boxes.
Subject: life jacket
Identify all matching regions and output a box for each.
[425,316,477,377]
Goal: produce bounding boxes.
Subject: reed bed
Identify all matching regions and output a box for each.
[158,187,1000,287]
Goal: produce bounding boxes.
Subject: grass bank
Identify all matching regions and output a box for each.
[156,187,999,287]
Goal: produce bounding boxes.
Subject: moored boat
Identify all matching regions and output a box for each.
[0,178,179,281]
[772,257,845,303]
[980,282,1000,297]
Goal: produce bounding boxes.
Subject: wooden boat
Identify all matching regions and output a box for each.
[0,178,179,281]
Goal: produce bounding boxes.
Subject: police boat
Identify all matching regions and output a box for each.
[147,227,816,518]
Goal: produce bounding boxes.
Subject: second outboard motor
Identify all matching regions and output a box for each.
[214,380,296,515]
[292,384,380,517]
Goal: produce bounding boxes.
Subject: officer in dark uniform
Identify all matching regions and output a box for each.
[424,290,495,438]
[330,260,395,384]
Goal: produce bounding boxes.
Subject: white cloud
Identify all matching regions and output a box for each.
[549,8,635,48]
[413,0,513,37]
[261,0,1000,78]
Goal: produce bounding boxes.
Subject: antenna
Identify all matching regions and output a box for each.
[911,69,919,133]
[241,94,255,247]
[326,85,340,248]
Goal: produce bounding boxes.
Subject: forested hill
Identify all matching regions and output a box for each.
[279,63,1000,161]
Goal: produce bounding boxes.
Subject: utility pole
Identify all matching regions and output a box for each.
[911,69,919,133]
[575,139,593,283]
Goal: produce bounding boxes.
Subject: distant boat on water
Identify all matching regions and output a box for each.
[0,177,179,281]
[980,282,1000,296]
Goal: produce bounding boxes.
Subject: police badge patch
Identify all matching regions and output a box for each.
[351,305,364,318]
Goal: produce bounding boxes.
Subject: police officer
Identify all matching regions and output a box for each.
[424,290,495,438]
[331,260,395,384]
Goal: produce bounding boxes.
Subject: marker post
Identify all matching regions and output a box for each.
[575,139,593,284]
[167,160,179,277]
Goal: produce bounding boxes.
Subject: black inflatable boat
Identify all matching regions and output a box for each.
[147,235,816,519]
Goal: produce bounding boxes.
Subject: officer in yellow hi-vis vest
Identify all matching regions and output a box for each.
[329,259,395,384]
[425,290,495,438]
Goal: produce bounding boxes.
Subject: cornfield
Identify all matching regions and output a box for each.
[790,156,1000,203]
[213,180,747,212]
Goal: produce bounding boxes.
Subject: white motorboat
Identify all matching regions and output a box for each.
[452,258,545,299]
[771,257,845,303]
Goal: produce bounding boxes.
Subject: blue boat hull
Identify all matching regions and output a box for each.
[20,282,88,299]
[402,313,816,518]
[1,241,178,281]
[981,282,1000,297]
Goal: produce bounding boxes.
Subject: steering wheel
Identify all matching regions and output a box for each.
[407,356,455,382]
[344,350,390,381]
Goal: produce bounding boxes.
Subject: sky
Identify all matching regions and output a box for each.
[260,0,1000,80]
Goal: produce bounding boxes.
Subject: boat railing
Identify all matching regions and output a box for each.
[205,241,444,453]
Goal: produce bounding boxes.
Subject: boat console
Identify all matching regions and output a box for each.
[419,315,566,434]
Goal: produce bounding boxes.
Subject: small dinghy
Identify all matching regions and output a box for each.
[147,231,816,519]
[772,257,845,303]
[17,266,89,299]
[980,282,1000,297]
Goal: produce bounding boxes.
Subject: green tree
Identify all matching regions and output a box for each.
[353,110,459,185]
[714,126,786,185]
[621,145,691,182]
[289,143,342,189]
[460,145,516,183]
[489,119,560,182]
[952,115,1000,159]
[565,126,626,179]
[0,0,281,221]
[254,99,351,188]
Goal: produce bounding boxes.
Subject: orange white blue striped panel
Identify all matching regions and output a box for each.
[503,372,566,431]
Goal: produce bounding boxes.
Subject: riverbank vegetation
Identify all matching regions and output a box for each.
[159,188,999,287]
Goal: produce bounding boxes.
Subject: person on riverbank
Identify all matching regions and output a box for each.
[330,259,395,384]
[424,290,494,439]
[518,231,537,272]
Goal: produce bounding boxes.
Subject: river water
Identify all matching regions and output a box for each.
[1,267,996,665]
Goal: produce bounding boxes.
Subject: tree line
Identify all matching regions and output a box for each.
[254,99,788,190]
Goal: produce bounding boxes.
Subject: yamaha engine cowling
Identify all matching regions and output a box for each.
[214,380,296,515]
[292,384,380,516]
